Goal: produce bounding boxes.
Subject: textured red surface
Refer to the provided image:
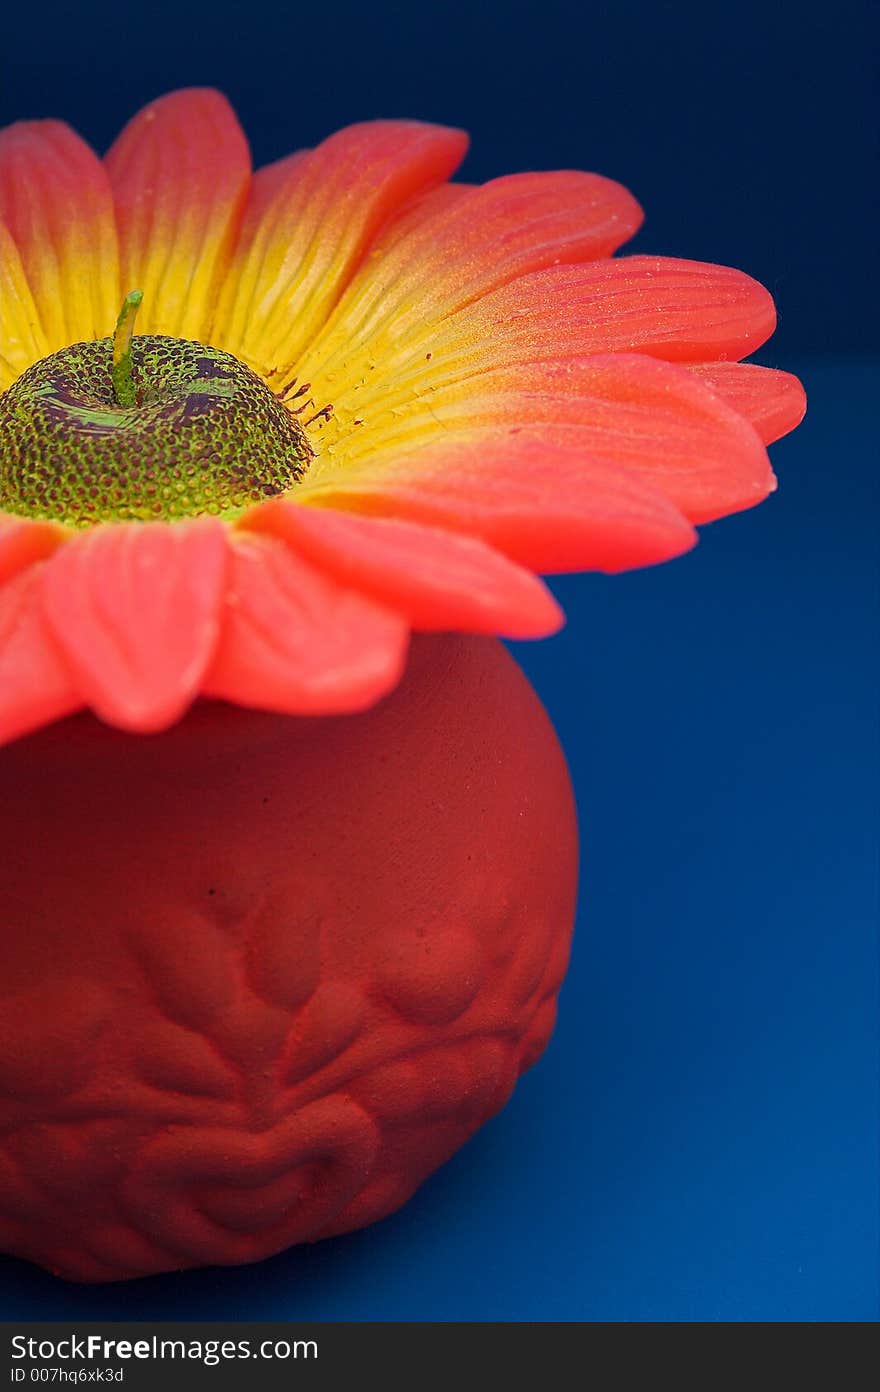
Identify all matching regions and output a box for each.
[0,635,577,1282]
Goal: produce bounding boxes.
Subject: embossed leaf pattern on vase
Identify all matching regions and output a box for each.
[0,637,576,1281]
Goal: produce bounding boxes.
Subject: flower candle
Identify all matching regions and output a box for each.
[0,88,804,1281]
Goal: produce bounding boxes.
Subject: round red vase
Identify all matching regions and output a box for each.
[0,634,577,1282]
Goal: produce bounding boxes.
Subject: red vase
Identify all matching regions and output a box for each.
[0,633,577,1282]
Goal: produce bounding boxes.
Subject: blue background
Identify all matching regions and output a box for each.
[1,0,876,1322]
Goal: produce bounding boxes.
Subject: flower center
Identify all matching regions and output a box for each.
[0,293,313,528]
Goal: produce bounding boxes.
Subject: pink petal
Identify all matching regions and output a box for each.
[41,520,229,732]
[105,88,252,342]
[469,355,775,518]
[436,255,777,367]
[686,361,807,443]
[309,353,774,528]
[299,428,697,574]
[303,169,644,375]
[204,532,408,714]
[0,566,81,746]
[0,516,66,586]
[370,182,475,254]
[242,500,564,637]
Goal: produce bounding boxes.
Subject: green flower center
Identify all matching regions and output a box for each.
[0,295,312,528]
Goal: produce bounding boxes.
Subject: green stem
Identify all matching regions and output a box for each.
[111,290,143,406]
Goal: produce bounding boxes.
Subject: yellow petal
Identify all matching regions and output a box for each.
[0,221,48,388]
[210,121,467,378]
